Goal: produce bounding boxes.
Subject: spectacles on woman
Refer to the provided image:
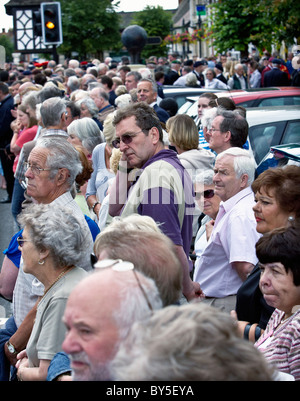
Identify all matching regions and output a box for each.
[17,236,32,247]
[94,258,153,311]
[195,189,215,199]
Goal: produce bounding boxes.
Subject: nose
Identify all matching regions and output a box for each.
[252,201,260,213]
[259,268,271,289]
[62,330,82,355]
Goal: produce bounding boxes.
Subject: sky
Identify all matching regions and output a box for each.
[0,0,178,32]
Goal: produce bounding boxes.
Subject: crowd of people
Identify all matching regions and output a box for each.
[0,50,299,381]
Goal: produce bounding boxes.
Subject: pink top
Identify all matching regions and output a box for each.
[255,309,300,380]
[13,125,38,172]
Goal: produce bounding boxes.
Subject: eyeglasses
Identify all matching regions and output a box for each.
[24,162,51,176]
[195,189,215,199]
[112,130,144,149]
[94,259,153,311]
[17,236,32,247]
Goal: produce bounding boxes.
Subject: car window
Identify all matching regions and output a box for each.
[258,96,300,107]
[281,120,300,144]
[249,121,285,163]
[235,99,256,107]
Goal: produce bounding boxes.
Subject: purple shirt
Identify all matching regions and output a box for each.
[121,149,194,259]
[193,186,261,298]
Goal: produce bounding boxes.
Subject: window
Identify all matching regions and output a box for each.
[281,120,300,144]
[249,121,285,163]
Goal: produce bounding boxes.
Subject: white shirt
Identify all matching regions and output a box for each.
[193,187,261,298]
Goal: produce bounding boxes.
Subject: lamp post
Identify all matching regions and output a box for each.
[196,4,206,58]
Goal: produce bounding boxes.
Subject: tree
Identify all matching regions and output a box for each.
[0,34,14,62]
[206,0,300,58]
[131,6,173,60]
[59,0,122,59]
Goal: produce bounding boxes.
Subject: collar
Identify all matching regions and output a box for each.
[220,186,253,213]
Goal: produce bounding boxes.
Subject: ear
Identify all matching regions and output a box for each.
[224,130,231,143]
[149,127,160,145]
[56,167,70,186]
[39,248,50,261]
[240,173,249,189]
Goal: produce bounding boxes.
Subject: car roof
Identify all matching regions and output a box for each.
[163,86,221,95]
[245,105,300,126]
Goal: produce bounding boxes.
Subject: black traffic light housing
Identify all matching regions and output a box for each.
[41,2,63,45]
[32,9,42,37]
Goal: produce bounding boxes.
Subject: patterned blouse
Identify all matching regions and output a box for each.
[255,308,300,380]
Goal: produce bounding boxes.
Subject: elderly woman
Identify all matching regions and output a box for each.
[15,204,88,381]
[233,165,300,342]
[193,169,221,259]
[85,112,116,219]
[204,68,229,90]
[254,223,300,380]
[67,117,104,160]
[76,97,103,130]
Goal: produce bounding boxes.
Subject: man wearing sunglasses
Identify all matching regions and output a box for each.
[109,102,203,302]
[193,147,260,313]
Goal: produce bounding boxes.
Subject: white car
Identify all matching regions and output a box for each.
[246,106,300,164]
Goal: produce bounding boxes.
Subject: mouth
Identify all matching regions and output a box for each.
[255,216,263,222]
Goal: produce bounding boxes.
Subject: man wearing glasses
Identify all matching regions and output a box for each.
[109,102,203,302]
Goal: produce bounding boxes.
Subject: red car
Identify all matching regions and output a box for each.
[217,87,300,107]
[179,87,300,119]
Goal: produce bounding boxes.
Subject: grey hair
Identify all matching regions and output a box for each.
[216,147,256,185]
[40,97,66,127]
[195,169,214,186]
[18,203,88,268]
[138,78,158,93]
[67,117,104,151]
[102,112,117,146]
[76,97,99,117]
[67,76,80,92]
[35,136,82,188]
[111,303,274,381]
[202,107,218,129]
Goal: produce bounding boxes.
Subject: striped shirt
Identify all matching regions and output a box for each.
[255,309,300,380]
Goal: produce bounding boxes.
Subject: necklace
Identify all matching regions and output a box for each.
[38,266,74,307]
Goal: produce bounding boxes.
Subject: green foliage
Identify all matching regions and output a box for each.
[131,6,173,59]
[59,0,122,59]
[0,35,14,62]
[206,0,299,57]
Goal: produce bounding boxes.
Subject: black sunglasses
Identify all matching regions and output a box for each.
[195,189,215,199]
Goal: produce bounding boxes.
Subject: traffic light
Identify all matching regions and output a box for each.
[41,2,63,45]
[32,9,42,37]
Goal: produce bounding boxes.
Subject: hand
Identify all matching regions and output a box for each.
[205,219,215,241]
[16,350,29,381]
[230,310,249,338]
[184,281,205,301]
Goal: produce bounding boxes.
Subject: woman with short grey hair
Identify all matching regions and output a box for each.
[76,97,103,131]
[15,203,88,381]
[67,117,104,156]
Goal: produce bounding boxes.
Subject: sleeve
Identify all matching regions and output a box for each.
[37,298,68,361]
[3,229,23,268]
[86,145,100,198]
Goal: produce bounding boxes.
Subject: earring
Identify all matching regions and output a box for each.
[38,259,45,265]
[288,216,294,222]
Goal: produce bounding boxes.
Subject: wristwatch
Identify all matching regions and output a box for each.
[92,201,100,213]
[6,341,18,355]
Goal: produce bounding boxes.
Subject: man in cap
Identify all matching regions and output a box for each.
[263,58,290,87]
[193,60,207,87]
[214,63,228,84]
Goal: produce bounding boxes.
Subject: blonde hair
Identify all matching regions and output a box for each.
[167,114,198,151]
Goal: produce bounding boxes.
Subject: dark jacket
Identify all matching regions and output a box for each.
[263,67,290,87]
[153,103,170,124]
[0,94,14,147]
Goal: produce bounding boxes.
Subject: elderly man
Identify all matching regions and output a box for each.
[137,78,169,124]
[1,138,94,380]
[89,86,114,124]
[263,58,290,87]
[228,63,248,90]
[206,108,248,154]
[62,266,162,381]
[109,102,203,302]
[193,147,260,313]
